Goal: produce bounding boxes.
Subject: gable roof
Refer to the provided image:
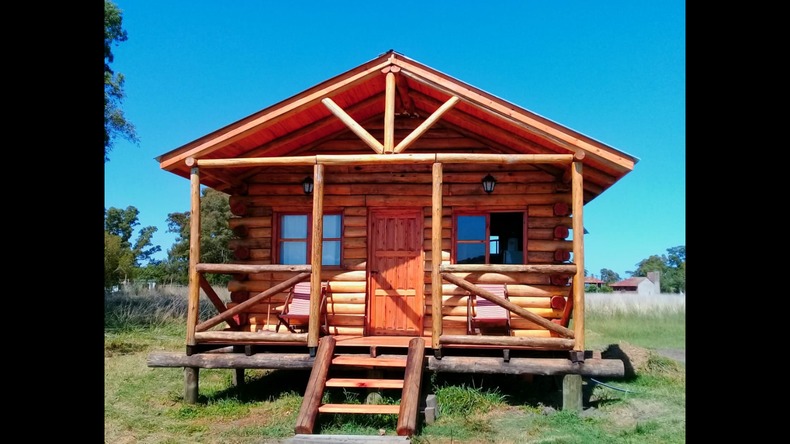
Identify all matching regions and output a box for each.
[611,277,646,288]
[156,50,638,203]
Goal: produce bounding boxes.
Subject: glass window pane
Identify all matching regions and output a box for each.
[281,215,307,238]
[280,241,307,264]
[457,215,485,241]
[457,243,485,264]
[322,240,341,265]
[490,235,499,254]
[324,215,341,238]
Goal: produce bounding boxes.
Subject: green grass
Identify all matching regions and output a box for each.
[105,289,685,443]
[584,293,685,350]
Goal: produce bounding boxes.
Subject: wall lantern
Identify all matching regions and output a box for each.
[481,173,496,194]
[302,176,314,195]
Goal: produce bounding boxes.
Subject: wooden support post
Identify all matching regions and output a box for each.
[571,160,585,350]
[187,165,201,347]
[295,336,336,434]
[232,345,244,386]
[431,163,443,352]
[397,337,425,436]
[308,164,324,349]
[384,72,395,153]
[232,369,245,386]
[562,374,583,412]
[184,367,199,404]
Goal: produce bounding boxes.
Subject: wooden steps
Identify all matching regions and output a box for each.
[325,378,405,389]
[318,404,401,414]
[294,336,425,437]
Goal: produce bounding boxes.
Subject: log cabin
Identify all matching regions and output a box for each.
[147,50,638,437]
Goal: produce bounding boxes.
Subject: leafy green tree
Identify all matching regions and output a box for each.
[104,206,162,287]
[105,232,133,288]
[599,268,620,284]
[631,245,685,293]
[105,0,138,162]
[166,188,235,285]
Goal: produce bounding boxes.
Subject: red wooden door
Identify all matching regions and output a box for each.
[367,209,424,336]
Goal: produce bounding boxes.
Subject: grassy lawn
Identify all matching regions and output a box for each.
[104,289,685,443]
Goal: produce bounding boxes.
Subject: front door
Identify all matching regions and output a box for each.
[367,209,424,336]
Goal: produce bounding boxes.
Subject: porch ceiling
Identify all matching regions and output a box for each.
[156,50,638,203]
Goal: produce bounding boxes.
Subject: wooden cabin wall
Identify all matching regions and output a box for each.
[221,162,574,337]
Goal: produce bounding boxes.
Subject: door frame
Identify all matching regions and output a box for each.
[365,207,425,336]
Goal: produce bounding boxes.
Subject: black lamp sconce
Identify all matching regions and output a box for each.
[482,173,496,194]
[302,176,314,195]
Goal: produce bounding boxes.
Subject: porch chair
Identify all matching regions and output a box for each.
[467,284,511,336]
[276,281,328,334]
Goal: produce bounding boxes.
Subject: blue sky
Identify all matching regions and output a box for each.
[104,0,685,280]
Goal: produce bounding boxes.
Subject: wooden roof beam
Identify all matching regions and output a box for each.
[245,92,386,159]
[394,68,415,116]
[322,97,384,154]
[392,96,460,154]
[193,153,575,169]
[392,60,636,172]
[159,59,392,171]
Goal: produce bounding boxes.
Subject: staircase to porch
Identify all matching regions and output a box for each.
[294,336,426,437]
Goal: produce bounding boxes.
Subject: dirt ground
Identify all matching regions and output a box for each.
[655,348,685,364]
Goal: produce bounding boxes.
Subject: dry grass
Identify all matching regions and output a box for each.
[585,292,685,315]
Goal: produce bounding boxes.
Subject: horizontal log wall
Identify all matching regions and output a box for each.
[220,162,573,337]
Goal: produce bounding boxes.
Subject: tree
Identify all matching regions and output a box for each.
[105,0,138,162]
[104,206,162,286]
[630,245,686,293]
[165,188,235,285]
[105,232,133,288]
[599,268,620,284]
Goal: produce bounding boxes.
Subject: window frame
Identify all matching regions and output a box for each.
[274,211,343,267]
[452,209,527,265]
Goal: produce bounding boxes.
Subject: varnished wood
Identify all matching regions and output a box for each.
[384,72,395,153]
[196,263,310,274]
[322,97,384,154]
[318,404,400,414]
[295,336,335,434]
[197,274,238,330]
[571,160,585,350]
[159,58,391,171]
[440,264,576,274]
[441,273,574,338]
[196,272,310,332]
[309,164,325,348]
[440,334,574,348]
[325,378,404,389]
[397,337,425,436]
[431,163,443,351]
[393,96,459,154]
[187,167,201,346]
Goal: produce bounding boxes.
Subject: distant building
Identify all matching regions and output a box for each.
[611,271,661,295]
[584,276,605,289]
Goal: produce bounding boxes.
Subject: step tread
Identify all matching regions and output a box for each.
[318,403,401,414]
[331,355,407,367]
[325,378,404,389]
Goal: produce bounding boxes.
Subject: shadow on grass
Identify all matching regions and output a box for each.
[200,368,312,404]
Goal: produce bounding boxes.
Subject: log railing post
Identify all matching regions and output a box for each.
[186,163,201,347]
[431,162,443,351]
[308,163,324,350]
[571,159,585,350]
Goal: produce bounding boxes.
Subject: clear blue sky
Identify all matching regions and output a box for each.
[104,0,685,280]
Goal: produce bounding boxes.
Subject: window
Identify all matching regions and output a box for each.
[454,212,524,264]
[278,213,341,266]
